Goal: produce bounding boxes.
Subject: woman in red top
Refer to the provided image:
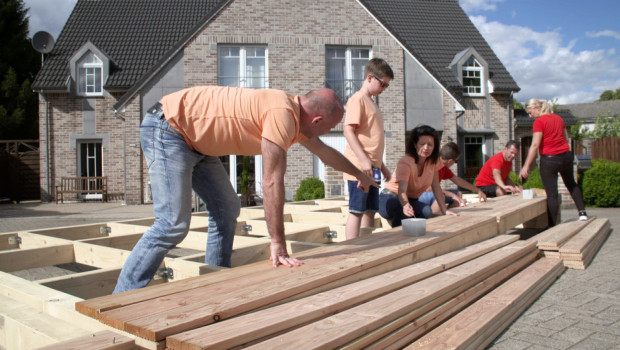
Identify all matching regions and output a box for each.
[520,98,588,226]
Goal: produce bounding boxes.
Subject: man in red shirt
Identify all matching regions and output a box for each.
[475,140,523,197]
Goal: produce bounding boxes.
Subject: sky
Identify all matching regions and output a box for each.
[23,0,620,105]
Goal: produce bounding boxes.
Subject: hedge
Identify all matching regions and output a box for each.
[582,159,620,207]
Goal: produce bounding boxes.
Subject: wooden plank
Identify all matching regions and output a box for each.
[350,251,538,350]
[405,258,564,350]
[559,218,610,254]
[0,244,74,272]
[95,216,497,340]
[22,224,110,241]
[35,330,134,350]
[563,226,611,270]
[74,228,401,318]
[242,241,538,350]
[165,235,520,350]
[536,218,595,251]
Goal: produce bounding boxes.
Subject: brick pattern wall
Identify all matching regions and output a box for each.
[39,92,144,204]
[183,0,405,199]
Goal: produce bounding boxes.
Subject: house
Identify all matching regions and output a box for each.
[558,100,620,156]
[32,0,519,205]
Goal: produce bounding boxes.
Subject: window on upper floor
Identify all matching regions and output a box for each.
[462,56,483,96]
[325,46,370,103]
[77,52,103,96]
[218,45,268,88]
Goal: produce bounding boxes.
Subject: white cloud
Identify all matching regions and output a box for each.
[24,0,77,39]
[470,16,620,104]
[586,30,620,40]
[459,0,505,13]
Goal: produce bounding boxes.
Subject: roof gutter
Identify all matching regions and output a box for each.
[355,0,465,112]
[112,0,234,113]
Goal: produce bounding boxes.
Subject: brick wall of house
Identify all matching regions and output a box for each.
[182,0,405,199]
[39,92,144,204]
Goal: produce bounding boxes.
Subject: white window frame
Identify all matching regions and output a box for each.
[462,56,484,97]
[217,45,269,195]
[218,45,269,89]
[77,53,103,96]
[325,46,371,103]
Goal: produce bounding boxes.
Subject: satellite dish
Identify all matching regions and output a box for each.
[32,31,55,54]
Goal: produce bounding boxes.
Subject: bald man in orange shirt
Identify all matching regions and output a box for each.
[114,86,377,293]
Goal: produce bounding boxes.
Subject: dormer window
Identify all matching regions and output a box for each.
[78,52,103,96]
[463,56,483,96]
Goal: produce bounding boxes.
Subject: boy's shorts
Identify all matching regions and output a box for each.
[347,180,379,213]
[418,189,459,205]
[477,185,498,198]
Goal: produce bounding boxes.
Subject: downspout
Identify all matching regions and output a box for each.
[508,91,514,140]
[113,110,127,206]
[40,91,51,202]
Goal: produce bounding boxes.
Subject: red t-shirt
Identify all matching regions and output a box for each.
[475,152,512,186]
[533,114,570,155]
[438,166,454,181]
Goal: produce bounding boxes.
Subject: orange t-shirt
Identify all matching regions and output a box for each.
[161,86,307,156]
[384,155,442,199]
[342,91,385,181]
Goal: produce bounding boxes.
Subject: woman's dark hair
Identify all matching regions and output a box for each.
[405,124,439,164]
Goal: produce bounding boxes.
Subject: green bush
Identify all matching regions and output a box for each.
[582,159,620,207]
[523,167,544,189]
[294,177,325,201]
[508,172,521,186]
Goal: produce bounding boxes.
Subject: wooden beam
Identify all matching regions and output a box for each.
[0,233,20,250]
[37,268,122,300]
[536,217,594,251]
[22,223,111,240]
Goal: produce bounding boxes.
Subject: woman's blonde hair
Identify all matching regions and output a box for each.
[525,98,554,115]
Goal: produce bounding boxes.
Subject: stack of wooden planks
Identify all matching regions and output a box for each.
[71,195,566,349]
[537,217,611,269]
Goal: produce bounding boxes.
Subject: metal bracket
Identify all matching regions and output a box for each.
[100,226,111,234]
[8,236,22,245]
[156,268,174,280]
[240,224,252,232]
[323,230,337,239]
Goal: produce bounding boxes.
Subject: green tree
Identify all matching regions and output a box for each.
[513,99,523,110]
[614,88,620,100]
[0,0,40,140]
[589,111,619,139]
[599,90,614,101]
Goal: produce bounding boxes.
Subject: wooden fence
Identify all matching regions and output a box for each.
[0,140,40,202]
[591,137,620,163]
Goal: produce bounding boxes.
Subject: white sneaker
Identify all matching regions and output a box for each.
[578,211,588,221]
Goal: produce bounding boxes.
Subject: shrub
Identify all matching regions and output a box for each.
[508,172,521,186]
[523,167,544,189]
[582,159,620,207]
[294,177,325,201]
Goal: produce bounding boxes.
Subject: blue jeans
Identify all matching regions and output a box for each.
[418,189,458,206]
[113,107,240,293]
[347,180,379,213]
[378,192,432,227]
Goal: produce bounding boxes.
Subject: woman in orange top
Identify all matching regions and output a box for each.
[378,125,456,227]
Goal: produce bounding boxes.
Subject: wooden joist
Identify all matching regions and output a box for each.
[407,257,565,350]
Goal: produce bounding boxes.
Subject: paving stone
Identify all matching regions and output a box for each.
[526,308,566,322]
[485,338,531,350]
[549,325,594,344]
[510,332,572,349]
[540,317,579,331]
[568,335,620,350]
[510,322,557,337]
